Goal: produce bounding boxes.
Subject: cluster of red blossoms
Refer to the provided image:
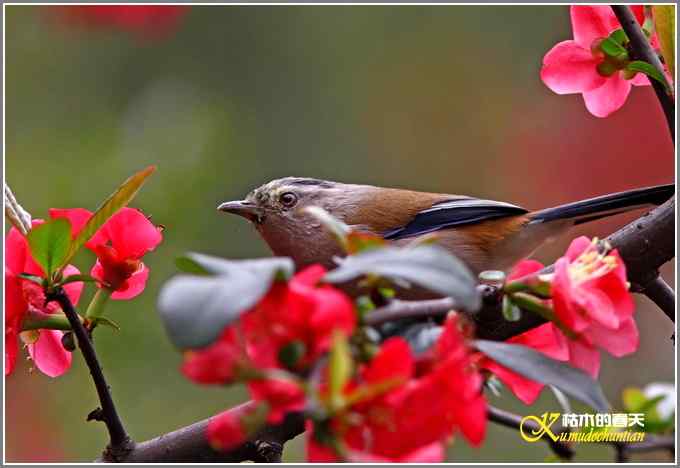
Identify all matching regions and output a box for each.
[5,207,162,377]
[183,236,637,462]
[184,266,485,461]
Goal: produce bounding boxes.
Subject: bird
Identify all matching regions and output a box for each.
[217,177,674,276]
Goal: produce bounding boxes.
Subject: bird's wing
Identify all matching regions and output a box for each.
[383,198,529,240]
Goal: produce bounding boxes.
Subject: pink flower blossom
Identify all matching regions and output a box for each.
[541,6,650,117]
[4,224,83,377]
[49,207,162,300]
[552,236,638,373]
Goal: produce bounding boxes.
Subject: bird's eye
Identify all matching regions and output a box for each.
[279,192,298,208]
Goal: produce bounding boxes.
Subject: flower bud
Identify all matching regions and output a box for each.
[596,61,618,77]
[61,332,76,351]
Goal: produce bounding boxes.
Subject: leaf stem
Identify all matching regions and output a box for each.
[85,288,113,320]
[22,312,74,331]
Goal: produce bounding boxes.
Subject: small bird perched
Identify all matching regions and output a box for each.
[218,177,674,275]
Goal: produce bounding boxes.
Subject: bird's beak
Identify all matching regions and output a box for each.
[217,200,262,223]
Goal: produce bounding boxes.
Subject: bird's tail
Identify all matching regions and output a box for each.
[528,183,675,225]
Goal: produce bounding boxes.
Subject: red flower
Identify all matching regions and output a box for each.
[480,323,569,404]
[248,377,306,424]
[5,224,83,377]
[181,327,247,385]
[308,315,486,462]
[206,403,259,452]
[479,260,570,404]
[49,5,188,39]
[541,6,651,117]
[552,237,637,368]
[49,207,162,300]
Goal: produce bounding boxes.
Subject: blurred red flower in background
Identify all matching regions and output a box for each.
[5,223,83,378]
[308,315,486,462]
[49,5,188,39]
[541,5,650,117]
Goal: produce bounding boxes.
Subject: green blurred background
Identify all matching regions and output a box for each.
[5,5,675,463]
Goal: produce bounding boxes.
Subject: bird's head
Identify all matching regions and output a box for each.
[218,177,359,267]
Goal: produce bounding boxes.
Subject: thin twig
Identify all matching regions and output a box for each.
[642,276,675,322]
[365,297,455,326]
[49,289,133,460]
[611,5,675,142]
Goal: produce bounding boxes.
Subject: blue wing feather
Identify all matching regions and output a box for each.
[383,198,528,240]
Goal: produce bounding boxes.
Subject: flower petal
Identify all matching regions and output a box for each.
[362,337,413,385]
[483,359,545,405]
[582,74,632,117]
[585,317,639,357]
[102,207,162,259]
[5,227,28,275]
[566,339,600,378]
[508,259,545,281]
[571,6,620,47]
[28,329,72,377]
[62,264,84,307]
[541,41,605,94]
[109,263,150,300]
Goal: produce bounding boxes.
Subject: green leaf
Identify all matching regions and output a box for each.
[158,254,294,349]
[26,218,72,278]
[18,273,45,286]
[599,37,627,57]
[622,387,647,412]
[609,28,628,45]
[475,340,610,412]
[652,5,675,78]
[324,245,480,312]
[59,274,103,286]
[303,206,351,252]
[626,60,672,93]
[328,331,353,410]
[93,316,121,332]
[60,165,156,269]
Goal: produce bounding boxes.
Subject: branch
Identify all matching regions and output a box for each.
[487,405,574,460]
[611,5,675,142]
[640,276,675,323]
[49,289,133,460]
[99,402,305,463]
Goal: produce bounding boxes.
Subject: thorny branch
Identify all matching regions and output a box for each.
[49,290,133,461]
